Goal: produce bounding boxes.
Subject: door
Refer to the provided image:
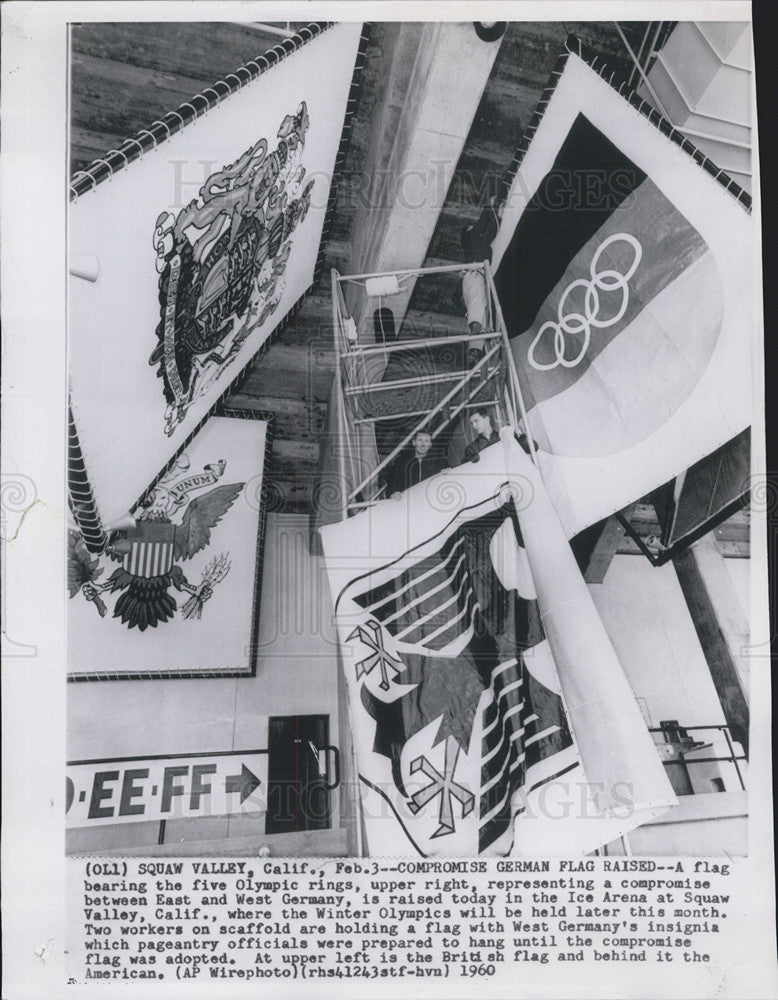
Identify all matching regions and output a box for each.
[265,714,335,835]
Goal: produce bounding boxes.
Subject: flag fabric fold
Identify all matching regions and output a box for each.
[320,440,676,857]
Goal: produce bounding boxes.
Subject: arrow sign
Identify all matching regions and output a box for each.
[66,750,268,828]
[225,763,262,803]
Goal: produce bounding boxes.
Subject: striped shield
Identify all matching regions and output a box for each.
[122,522,176,578]
[352,531,477,658]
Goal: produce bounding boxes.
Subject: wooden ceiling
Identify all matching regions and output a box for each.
[69,20,748,560]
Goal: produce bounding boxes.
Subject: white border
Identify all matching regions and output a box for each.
[1,4,771,1000]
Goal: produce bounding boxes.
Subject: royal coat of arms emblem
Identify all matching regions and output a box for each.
[150,102,314,434]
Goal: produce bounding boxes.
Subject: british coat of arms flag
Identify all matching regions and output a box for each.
[320,437,676,857]
[68,23,362,533]
[492,42,753,539]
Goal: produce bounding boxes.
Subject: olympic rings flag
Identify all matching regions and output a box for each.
[492,47,752,539]
[527,234,643,372]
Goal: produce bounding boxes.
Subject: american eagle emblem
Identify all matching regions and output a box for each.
[68,460,244,631]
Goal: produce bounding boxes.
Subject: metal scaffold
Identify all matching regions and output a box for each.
[329,260,537,521]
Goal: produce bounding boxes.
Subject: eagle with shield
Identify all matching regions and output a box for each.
[68,477,244,631]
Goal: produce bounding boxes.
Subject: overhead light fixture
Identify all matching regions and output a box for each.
[473,22,507,43]
[365,274,402,297]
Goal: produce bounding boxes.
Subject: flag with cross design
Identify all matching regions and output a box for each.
[321,441,675,856]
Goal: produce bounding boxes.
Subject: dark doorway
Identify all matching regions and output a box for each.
[373,306,396,344]
[265,714,332,834]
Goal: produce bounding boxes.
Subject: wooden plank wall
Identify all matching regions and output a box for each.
[70,22,307,173]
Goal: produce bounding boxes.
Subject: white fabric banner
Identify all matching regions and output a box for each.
[321,441,676,857]
[68,23,361,525]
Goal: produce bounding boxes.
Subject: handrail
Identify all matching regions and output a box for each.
[628,22,654,90]
[353,393,500,426]
[439,365,501,434]
[347,344,501,502]
[344,365,499,396]
[649,722,747,790]
[345,329,500,358]
[337,261,485,284]
[614,22,671,120]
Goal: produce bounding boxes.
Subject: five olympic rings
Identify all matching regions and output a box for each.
[527,233,643,372]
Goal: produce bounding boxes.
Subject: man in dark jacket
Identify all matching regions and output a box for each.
[463,408,537,463]
[387,430,447,496]
[463,407,500,462]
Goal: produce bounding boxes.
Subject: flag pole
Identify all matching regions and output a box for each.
[346,692,366,858]
[500,430,677,845]
[331,269,350,523]
[354,759,366,858]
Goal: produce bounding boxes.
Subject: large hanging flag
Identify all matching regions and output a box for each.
[492,39,753,539]
[320,439,675,856]
[68,23,364,538]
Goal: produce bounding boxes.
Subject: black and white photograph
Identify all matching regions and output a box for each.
[2,3,774,997]
[64,14,754,859]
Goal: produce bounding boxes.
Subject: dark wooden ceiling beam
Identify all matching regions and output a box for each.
[581,504,638,583]
[70,22,305,174]
[72,22,297,82]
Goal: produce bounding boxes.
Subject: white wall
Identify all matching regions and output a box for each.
[723,556,750,621]
[616,791,747,856]
[589,554,726,728]
[68,536,749,856]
